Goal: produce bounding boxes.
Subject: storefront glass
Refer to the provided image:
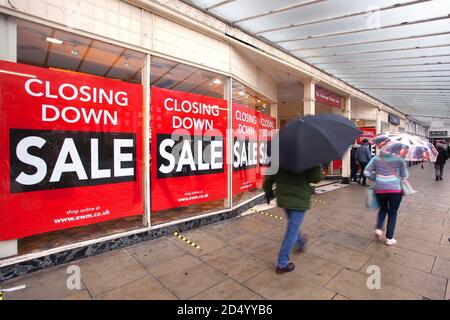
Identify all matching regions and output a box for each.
[150,56,230,225]
[0,18,146,255]
[231,80,276,206]
[0,18,278,259]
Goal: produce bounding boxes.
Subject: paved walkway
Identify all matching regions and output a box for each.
[2,164,450,300]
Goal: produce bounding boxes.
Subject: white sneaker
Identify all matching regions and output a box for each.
[374,229,383,241]
[385,238,397,246]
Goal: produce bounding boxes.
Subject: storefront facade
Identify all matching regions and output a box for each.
[0,0,408,280]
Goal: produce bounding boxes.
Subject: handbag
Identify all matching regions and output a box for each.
[379,156,417,196]
[365,187,379,209]
[400,179,417,196]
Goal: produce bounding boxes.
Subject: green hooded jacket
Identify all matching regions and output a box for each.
[263,166,323,211]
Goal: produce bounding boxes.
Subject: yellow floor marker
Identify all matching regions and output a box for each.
[174,231,201,249]
[312,198,327,204]
[251,208,284,221]
[0,285,26,300]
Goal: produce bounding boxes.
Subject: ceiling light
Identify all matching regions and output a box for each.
[212,79,222,85]
[0,69,36,78]
[45,37,64,45]
[71,43,79,56]
[238,91,246,96]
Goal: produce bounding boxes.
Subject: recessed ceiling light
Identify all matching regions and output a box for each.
[45,37,64,45]
[123,55,129,67]
[212,79,222,85]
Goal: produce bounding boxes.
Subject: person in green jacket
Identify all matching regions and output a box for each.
[263,166,323,274]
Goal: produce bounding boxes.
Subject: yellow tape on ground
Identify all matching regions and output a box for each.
[251,208,284,221]
[174,232,201,249]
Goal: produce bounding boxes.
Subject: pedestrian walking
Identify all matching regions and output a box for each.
[435,143,448,181]
[350,144,359,182]
[356,138,372,185]
[264,166,323,274]
[266,114,361,274]
[364,150,408,246]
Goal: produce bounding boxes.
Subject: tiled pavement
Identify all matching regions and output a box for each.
[2,164,450,300]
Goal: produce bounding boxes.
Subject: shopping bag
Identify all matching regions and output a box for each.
[365,187,379,209]
[401,179,417,196]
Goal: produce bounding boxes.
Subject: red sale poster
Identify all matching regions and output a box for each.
[0,60,144,240]
[150,87,228,212]
[357,127,377,144]
[256,112,276,188]
[232,104,258,195]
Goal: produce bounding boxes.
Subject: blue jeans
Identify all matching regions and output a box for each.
[278,209,306,268]
[375,193,402,240]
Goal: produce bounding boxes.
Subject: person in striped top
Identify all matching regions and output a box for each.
[364,151,408,246]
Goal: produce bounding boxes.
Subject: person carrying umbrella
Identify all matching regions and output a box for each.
[264,114,361,274]
[363,147,408,246]
[364,132,437,245]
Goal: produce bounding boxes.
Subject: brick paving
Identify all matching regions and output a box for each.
[2,163,449,300]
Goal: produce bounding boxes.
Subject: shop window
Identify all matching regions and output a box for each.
[150,57,230,225]
[0,19,146,256]
[231,80,276,206]
[17,20,144,84]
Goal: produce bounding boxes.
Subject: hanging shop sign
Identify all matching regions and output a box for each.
[315,86,342,109]
[0,60,143,240]
[232,104,258,195]
[150,87,228,211]
[388,113,400,126]
[429,130,448,138]
[256,112,276,188]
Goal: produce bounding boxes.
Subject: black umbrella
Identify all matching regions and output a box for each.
[278,113,362,173]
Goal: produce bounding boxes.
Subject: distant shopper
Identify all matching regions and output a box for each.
[364,150,408,246]
[350,144,359,182]
[356,139,372,185]
[264,166,323,274]
[435,143,448,181]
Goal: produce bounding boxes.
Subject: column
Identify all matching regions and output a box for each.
[225,77,232,208]
[341,97,352,184]
[0,14,18,259]
[270,103,279,129]
[303,79,317,116]
[376,103,382,134]
[143,54,151,227]
[375,103,382,156]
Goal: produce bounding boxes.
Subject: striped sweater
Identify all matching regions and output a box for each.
[363,154,408,193]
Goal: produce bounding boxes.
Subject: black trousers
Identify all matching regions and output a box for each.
[359,162,368,184]
[376,193,402,240]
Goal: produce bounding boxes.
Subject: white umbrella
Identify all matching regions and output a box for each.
[371,132,438,162]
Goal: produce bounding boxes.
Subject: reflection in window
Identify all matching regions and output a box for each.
[232,80,275,206]
[17,19,145,83]
[13,18,147,256]
[150,56,230,225]
[151,56,226,98]
[232,80,272,116]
